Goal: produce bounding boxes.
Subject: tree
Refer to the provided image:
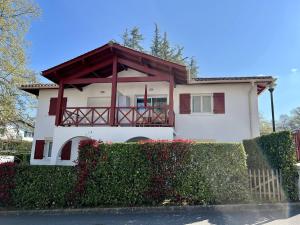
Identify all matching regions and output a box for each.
[122,26,144,51]
[150,23,161,57]
[122,24,199,77]
[160,32,173,60]
[276,107,300,131]
[188,56,199,78]
[259,114,273,135]
[0,0,40,126]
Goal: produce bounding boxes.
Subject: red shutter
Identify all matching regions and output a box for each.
[61,140,72,160]
[48,97,67,116]
[34,140,45,159]
[213,93,225,114]
[179,93,191,114]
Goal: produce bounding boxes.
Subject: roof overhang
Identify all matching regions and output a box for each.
[189,76,276,95]
[41,42,188,86]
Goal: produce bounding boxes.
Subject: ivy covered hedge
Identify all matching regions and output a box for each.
[243,131,298,201]
[0,141,249,209]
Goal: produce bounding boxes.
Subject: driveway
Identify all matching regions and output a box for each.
[1,205,300,225]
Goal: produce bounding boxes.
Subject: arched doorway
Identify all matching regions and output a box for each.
[126,136,150,143]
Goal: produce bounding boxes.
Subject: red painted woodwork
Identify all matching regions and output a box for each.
[110,55,118,126]
[61,140,72,160]
[116,106,171,127]
[65,76,169,85]
[49,97,67,116]
[63,58,113,82]
[294,130,300,161]
[213,93,225,114]
[55,82,65,126]
[34,140,45,160]
[61,107,110,126]
[60,106,173,127]
[179,94,191,114]
[168,76,175,125]
[117,58,171,78]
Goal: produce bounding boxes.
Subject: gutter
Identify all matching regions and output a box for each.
[248,81,255,137]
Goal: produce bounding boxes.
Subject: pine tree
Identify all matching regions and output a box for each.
[129,27,144,51]
[170,45,184,64]
[122,29,130,47]
[151,23,161,57]
[188,57,199,78]
[160,32,173,60]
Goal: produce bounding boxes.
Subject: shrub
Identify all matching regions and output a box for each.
[13,166,76,209]
[243,131,298,201]
[77,142,150,207]
[0,162,16,206]
[0,141,250,208]
[177,143,249,204]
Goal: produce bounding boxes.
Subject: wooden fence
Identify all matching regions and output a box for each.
[248,169,284,201]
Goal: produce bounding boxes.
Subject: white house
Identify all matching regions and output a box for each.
[0,120,34,142]
[20,43,275,166]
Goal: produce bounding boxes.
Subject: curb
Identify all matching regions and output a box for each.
[1,203,300,216]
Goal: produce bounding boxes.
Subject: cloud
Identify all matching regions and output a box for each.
[290,68,298,73]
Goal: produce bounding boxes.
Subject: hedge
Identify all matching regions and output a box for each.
[178,143,249,204]
[0,141,249,209]
[12,166,76,208]
[243,131,298,201]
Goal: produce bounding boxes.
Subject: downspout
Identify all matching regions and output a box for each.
[248,81,255,138]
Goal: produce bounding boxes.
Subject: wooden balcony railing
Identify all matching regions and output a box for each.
[60,106,173,127]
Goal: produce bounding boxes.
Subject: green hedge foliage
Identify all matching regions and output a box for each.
[178,143,249,204]
[243,131,298,201]
[1,141,249,209]
[12,166,76,209]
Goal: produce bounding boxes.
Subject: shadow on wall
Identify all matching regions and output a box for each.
[126,136,150,143]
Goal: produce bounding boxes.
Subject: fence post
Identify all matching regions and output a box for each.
[296,163,300,200]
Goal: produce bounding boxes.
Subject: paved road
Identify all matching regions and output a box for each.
[1,206,300,225]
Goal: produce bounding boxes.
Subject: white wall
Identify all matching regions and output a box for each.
[174,83,260,142]
[30,69,261,164]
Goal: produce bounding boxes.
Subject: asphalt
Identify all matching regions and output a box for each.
[0,204,300,225]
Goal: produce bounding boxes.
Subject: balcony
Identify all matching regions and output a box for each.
[60,106,174,127]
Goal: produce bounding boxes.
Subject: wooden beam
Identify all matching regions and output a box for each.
[113,44,186,71]
[168,75,174,126]
[63,58,113,82]
[65,76,169,85]
[66,77,112,84]
[110,55,118,126]
[117,58,171,78]
[55,82,64,126]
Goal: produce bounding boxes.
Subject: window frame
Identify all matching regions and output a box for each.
[44,140,53,158]
[191,94,213,114]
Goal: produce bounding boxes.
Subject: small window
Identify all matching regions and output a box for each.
[44,140,53,158]
[192,94,212,113]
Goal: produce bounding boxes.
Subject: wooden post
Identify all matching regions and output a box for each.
[169,75,174,126]
[110,55,118,126]
[55,81,64,126]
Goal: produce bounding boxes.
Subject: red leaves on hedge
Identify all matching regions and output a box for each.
[0,162,16,206]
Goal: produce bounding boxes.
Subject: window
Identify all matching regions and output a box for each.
[24,131,33,138]
[192,94,212,113]
[136,96,167,113]
[44,140,53,158]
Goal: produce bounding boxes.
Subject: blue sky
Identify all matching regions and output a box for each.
[27,0,300,120]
